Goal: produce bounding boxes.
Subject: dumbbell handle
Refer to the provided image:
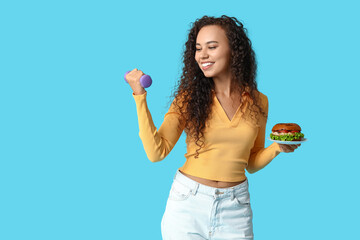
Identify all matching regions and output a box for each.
[124,71,152,88]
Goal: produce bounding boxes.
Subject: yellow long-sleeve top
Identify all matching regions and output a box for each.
[132,90,281,182]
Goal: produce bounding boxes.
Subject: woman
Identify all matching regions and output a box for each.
[127,15,300,240]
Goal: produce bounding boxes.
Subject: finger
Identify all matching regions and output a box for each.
[288,145,296,151]
[280,144,291,152]
[282,146,293,153]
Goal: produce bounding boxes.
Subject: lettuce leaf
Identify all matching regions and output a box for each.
[270,132,304,141]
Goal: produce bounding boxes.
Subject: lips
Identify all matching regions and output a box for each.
[201,62,215,70]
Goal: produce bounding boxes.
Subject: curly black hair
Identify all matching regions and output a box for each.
[167,15,267,159]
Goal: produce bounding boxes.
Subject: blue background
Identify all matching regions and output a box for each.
[1,0,359,239]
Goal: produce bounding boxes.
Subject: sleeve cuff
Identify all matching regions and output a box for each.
[132,91,147,102]
[272,142,281,153]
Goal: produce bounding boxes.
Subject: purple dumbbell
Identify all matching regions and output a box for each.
[124,71,152,88]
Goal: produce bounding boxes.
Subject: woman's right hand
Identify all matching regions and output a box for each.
[126,68,146,95]
[277,143,301,153]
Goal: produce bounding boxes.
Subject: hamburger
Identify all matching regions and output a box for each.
[270,123,304,141]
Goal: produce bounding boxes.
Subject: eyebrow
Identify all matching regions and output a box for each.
[196,41,219,45]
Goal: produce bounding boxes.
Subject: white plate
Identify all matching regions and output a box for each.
[267,137,308,145]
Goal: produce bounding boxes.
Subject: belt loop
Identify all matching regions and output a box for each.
[174,169,180,180]
[231,188,235,200]
[192,183,199,195]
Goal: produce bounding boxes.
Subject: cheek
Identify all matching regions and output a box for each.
[217,48,231,62]
[194,53,199,62]
[217,55,230,68]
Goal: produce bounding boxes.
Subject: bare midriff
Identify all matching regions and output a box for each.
[179,170,246,188]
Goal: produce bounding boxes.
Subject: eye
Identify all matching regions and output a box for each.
[195,46,216,51]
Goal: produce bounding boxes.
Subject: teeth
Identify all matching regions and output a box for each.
[202,62,214,67]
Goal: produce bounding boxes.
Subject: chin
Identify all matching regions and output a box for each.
[203,71,215,78]
[203,73,212,78]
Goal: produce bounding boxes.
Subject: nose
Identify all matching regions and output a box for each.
[200,50,209,59]
[197,48,209,59]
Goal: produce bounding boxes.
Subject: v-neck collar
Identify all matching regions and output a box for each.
[212,91,242,126]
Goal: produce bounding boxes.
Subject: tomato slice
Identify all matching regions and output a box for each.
[278,130,289,133]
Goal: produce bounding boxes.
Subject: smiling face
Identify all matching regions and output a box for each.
[195,25,232,78]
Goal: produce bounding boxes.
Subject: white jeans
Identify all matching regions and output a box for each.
[161,170,254,240]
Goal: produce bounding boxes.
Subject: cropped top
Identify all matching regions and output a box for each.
[132,90,281,182]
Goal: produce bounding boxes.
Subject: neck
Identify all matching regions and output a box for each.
[213,77,240,98]
[213,71,232,95]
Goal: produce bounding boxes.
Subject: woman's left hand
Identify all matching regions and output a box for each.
[278,144,301,153]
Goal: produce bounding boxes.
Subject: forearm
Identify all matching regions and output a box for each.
[133,93,169,162]
[247,143,281,173]
[133,92,183,162]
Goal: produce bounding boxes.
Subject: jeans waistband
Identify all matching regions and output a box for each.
[173,169,248,199]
